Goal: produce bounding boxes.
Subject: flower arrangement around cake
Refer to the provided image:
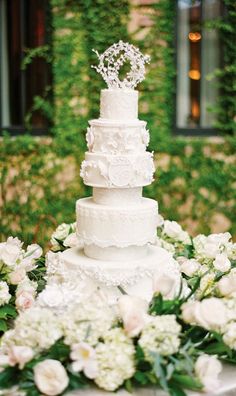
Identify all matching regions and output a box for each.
[0,221,236,396]
[0,41,236,396]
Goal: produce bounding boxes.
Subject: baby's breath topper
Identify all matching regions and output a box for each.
[92,40,150,90]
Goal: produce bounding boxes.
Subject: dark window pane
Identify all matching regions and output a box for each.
[0,0,51,131]
[176,0,221,131]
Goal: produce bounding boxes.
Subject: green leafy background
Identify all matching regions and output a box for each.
[0,0,235,247]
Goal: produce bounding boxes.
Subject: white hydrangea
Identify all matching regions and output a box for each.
[193,233,231,262]
[1,307,62,353]
[223,322,236,349]
[138,315,181,361]
[0,387,25,396]
[62,299,117,347]
[94,328,135,391]
[0,281,11,306]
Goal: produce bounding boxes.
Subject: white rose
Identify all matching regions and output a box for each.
[15,291,35,311]
[51,223,71,244]
[0,237,22,267]
[64,233,83,248]
[16,278,37,297]
[195,354,222,392]
[213,253,231,272]
[118,295,149,337]
[223,322,236,349]
[37,284,64,308]
[0,281,11,306]
[180,259,200,277]
[34,359,69,396]
[163,220,183,239]
[8,346,34,369]
[194,297,228,330]
[153,272,178,299]
[218,273,236,296]
[156,214,164,228]
[181,301,200,324]
[8,268,27,285]
[26,244,43,260]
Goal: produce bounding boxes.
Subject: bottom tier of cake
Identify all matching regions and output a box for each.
[57,245,181,304]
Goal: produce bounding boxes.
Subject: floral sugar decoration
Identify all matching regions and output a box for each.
[92,40,150,89]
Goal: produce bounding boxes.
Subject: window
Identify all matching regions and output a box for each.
[175,0,222,135]
[0,0,51,135]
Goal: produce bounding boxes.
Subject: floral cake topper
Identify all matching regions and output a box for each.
[92,40,150,89]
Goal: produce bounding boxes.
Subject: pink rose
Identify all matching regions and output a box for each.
[15,291,35,311]
[8,346,34,369]
[9,268,26,285]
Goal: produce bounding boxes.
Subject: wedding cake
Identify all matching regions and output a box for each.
[57,41,181,303]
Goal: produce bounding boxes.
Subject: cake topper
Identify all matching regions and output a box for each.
[92,40,150,90]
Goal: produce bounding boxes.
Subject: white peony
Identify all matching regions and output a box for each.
[218,272,236,296]
[179,258,200,277]
[0,237,23,268]
[70,342,98,379]
[118,295,149,337]
[138,315,181,360]
[34,359,69,396]
[0,281,11,306]
[8,345,34,369]
[153,272,178,299]
[195,354,222,392]
[213,253,231,272]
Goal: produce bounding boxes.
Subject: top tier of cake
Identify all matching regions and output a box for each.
[100,89,138,120]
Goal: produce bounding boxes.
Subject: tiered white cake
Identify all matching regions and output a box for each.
[60,42,181,303]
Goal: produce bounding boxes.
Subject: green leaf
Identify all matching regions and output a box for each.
[152,353,169,393]
[0,304,17,318]
[0,367,19,388]
[171,374,203,390]
[124,379,133,393]
[0,319,8,332]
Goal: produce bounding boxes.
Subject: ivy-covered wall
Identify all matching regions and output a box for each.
[0,0,235,246]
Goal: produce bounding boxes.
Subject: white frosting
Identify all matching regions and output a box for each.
[76,197,158,249]
[80,152,155,188]
[93,187,142,205]
[100,89,138,120]
[86,119,149,154]
[60,245,181,303]
[84,244,148,261]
